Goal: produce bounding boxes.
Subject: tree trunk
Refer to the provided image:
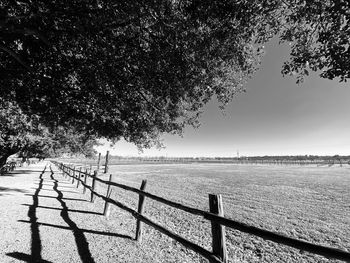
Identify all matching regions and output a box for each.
[0,154,11,168]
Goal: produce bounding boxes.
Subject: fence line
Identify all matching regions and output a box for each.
[52,162,222,263]
[52,161,350,263]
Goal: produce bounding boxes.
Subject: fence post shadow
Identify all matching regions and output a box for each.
[49,166,96,263]
[8,166,48,262]
[52,161,350,263]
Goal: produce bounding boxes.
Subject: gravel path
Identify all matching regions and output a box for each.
[0,162,166,263]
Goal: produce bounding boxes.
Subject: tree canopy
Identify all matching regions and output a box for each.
[278,0,350,82]
[0,99,97,166]
[0,0,349,163]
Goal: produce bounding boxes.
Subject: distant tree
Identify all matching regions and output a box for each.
[18,127,98,160]
[0,100,38,166]
[0,100,97,167]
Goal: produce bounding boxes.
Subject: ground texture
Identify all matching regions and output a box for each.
[0,162,349,263]
[0,162,178,263]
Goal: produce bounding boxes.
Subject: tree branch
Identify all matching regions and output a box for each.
[136,90,162,112]
[0,44,32,71]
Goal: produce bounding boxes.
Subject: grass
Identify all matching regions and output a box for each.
[67,162,350,262]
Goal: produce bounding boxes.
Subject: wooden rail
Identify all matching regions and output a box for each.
[53,162,222,263]
[52,161,350,263]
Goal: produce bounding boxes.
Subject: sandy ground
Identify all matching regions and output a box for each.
[2,162,347,263]
[0,162,163,263]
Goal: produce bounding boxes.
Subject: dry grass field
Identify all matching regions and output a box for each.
[87,163,350,263]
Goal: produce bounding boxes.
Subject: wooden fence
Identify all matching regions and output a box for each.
[52,161,350,263]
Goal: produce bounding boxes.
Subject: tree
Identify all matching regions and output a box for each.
[0,99,97,167]
[0,100,40,166]
[17,127,98,160]
[277,0,350,82]
[1,1,349,153]
[0,1,276,148]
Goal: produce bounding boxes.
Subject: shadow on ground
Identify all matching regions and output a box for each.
[49,166,96,262]
[24,194,89,202]
[18,220,133,239]
[8,166,47,262]
[9,164,132,263]
[30,187,81,194]
[0,170,34,177]
[6,252,53,263]
[21,204,103,215]
[0,186,29,196]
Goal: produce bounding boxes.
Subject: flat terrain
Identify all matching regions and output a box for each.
[0,162,172,263]
[98,163,350,263]
[1,162,349,262]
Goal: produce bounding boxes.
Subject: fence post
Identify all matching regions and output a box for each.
[76,167,81,188]
[104,150,110,174]
[96,153,101,173]
[209,194,227,263]
[90,170,97,202]
[135,180,147,241]
[71,166,75,184]
[103,174,113,218]
[83,169,88,194]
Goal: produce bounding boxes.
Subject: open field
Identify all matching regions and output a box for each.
[2,162,348,262]
[90,163,350,263]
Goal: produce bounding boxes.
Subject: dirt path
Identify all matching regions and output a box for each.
[0,162,164,263]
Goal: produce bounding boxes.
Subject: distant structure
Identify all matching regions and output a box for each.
[237,150,240,158]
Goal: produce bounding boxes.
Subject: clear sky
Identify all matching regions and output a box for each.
[95,39,350,157]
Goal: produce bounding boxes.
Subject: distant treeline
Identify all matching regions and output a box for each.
[119,155,347,165]
[57,154,350,167]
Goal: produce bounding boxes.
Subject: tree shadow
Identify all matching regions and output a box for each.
[0,186,29,196]
[6,170,35,175]
[30,187,80,194]
[18,220,133,239]
[25,166,46,262]
[28,166,46,261]
[24,194,89,202]
[33,182,76,188]
[13,165,132,263]
[49,166,96,263]
[21,204,104,215]
[6,252,52,263]
[7,166,56,263]
[34,180,73,185]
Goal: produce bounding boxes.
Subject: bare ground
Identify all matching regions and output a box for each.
[1,162,349,263]
[0,162,188,263]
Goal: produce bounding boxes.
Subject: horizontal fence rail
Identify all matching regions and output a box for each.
[51,162,222,263]
[52,161,350,263]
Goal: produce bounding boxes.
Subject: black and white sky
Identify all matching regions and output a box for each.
[96,39,350,157]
